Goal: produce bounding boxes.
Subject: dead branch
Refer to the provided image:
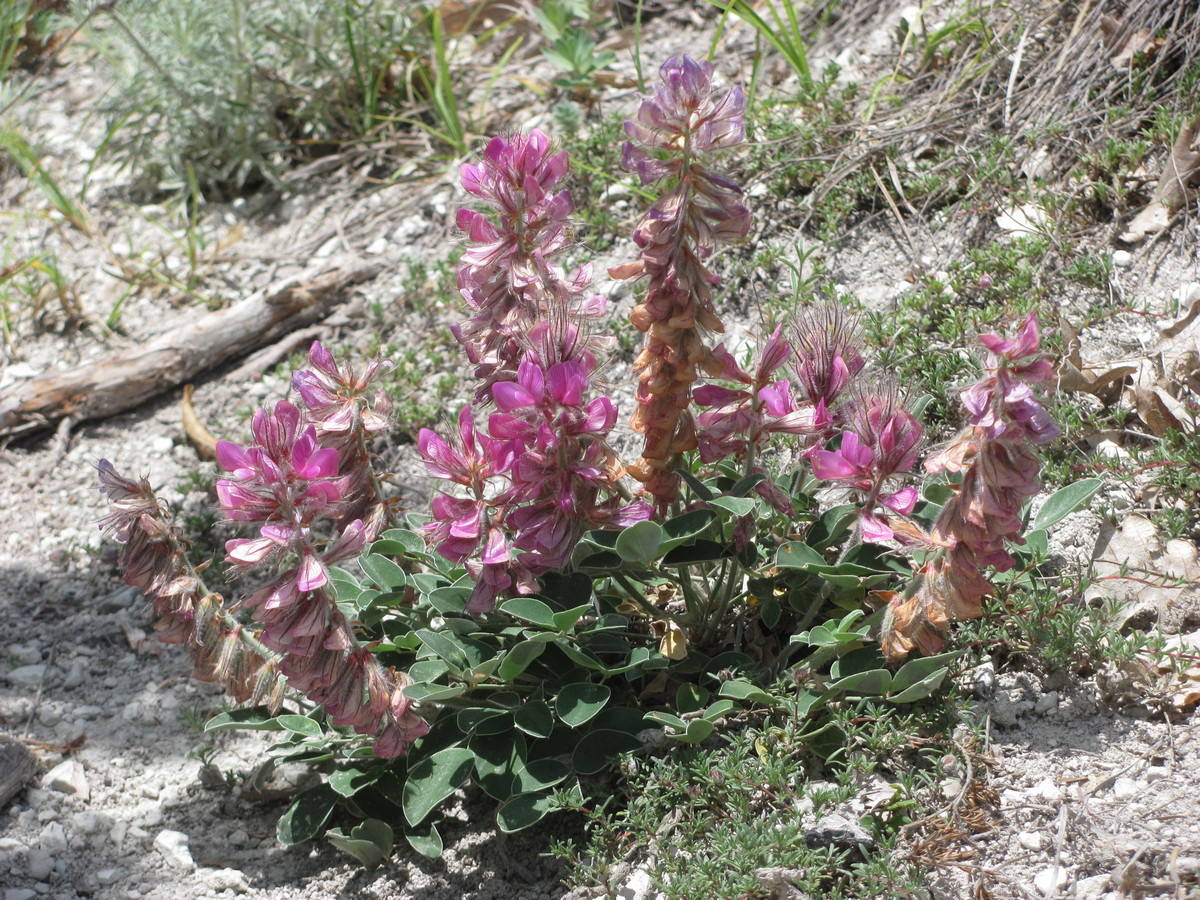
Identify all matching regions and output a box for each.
[0,257,381,439]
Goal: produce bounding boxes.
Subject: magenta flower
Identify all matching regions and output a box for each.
[418,406,514,486]
[792,306,866,413]
[292,341,393,437]
[810,384,924,543]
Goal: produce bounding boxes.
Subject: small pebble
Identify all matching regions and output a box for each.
[6,645,42,666]
[38,823,68,854]
[25,848,54,881]
[1111,777,1142,801]
[152,830,195,872]
[1034,691,1059,714]
[95,869,122,887]
[42,760,89,801]
[3,665,47,690]
[1112,249,1133,267]
[1030,778,1062,804]
[1017,830,1043,851]
[1033,866,1068,894]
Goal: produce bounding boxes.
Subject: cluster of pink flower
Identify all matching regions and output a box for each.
[420,132,651,614]
[883,313,1060,659]
[100,342,428,757]
[454,129,607,399]
[213,344,428,756]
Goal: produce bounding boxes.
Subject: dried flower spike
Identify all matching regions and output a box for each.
[612,55,751,509]
[883,313,1060,659]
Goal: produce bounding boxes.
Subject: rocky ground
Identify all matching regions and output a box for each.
[3,3,1200,899]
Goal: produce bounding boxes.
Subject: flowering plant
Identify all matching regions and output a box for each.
[97,56,1089,865]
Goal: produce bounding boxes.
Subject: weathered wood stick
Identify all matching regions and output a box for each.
[0,258,381,438]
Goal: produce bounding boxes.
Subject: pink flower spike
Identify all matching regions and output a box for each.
[756,326,792,379]
[979,312,1041,360]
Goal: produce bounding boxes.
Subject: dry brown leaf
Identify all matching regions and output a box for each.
[653,620,689,660]
[1154,114,1200,211]
[1059,299,1200,435]
[1119,200,1170,243]
[1099,14,1164,70]
[1119,115,1200,243]
[1086,515,1200,632]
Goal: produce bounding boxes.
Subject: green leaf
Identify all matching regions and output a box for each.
[513,758,571,793]
[553,638,607,672]
[328,766,382,798]
[414,629,491,671]
[552,604,594,632]
[277,784,338,845]
[710,495,757,517]
[277,715,323,737]
[571,729,642,775]
[402,748,475,826]
[359,553,408,591]
[205,707,284,733]
[702,699,738,721]
[669,718,714,744]
[471,732,526,801]
[678,468,716,501]
[645,710,687,730]
[326,819,393,869]
[728,472,767,496]
[514,700,554,738]
[591,706,650,734]
[457,708,510,735]
[676,683,709,714]
[1023,528,1049,557]
[1029,478,1102,532]
[891,650,963,690]
[886,669,949,703]
[616,521,664,563]
[497,791,555,833]
[501,597,559,629]
[498,639,548,680]
[405,821,443,860]
[427,586,470,614]
[776,542,826,569]
[376,528,427,555]
[659,510,715,553]
[718,680,779,706]
[827,668,893,695]
[555,682,611,727]
[403,683,468,703]
[806,504,856,550]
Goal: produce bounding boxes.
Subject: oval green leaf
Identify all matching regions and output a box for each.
[555,682,611,727]
[402,748,475,826]
[277,784,338,845]
[615,521,663,563]
[497,791,555,833]
[1029,478,1102,532]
